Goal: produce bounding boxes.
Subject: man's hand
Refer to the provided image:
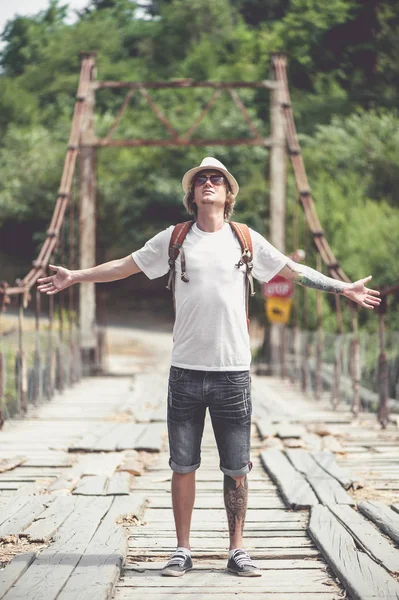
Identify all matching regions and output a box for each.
[342,276,381,310]
[37,265,74,295]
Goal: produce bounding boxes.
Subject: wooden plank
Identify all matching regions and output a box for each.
[22,496,77,542]
[117,569,335,591]
[358,501,399,545]
[285,449,355,506]
[116,451,143,476]
[68,423,115,452]
[24,456,75,468]
[311,451,354,489]
[301,433,323,452]
[0,496,53,538]
[134,478,276,492]
[134,424,166,452]
[47,474,80,494]
[145,495,285,510]
[260,449,319,509]
[116,424,147,451]
[57,497,130,600]
[256,419,276,439]
[283,437,307,449]
[275,422,307,439]
[74,452,123,476]
[308,504,399,600]
[285,449,326,478]
[142,507,308,523]
[0,456,27,473]
[133,521,306,533]
[115,593,340,600]
[329,504,399,574]
[150,404,166,422]
[128,537,314,549]
[73,475,108,496]
[113,493,148,523]
[106,472,131,496]
[91,424,127,452]
[0,552,36,600]
[2,497,113,600]
[124,557,326,570]
[307,477,355,506]
[0,483,25,494]
[127,547,321,560]
[132,529,307,538]
[46,453,123,495]
[14,483,47,496]
[322,435,345,453]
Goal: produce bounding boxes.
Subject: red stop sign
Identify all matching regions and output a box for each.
[263,274,294,299]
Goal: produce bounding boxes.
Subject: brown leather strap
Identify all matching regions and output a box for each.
[166,221,194,292]
[169,221,194,257]
[230,222,255,330]
[229,222,253,257]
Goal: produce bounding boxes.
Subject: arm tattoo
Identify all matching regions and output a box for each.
[224,475,248,537]
[286,260,345,294]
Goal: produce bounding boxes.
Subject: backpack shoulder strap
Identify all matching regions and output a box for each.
[229,222,253,257]
[166,221,194,291]
[230,221,255,331]
[229,222,255,296]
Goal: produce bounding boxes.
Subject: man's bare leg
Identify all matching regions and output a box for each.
[171,471,196,549]
[223,474,248,549]
[224,474,261,576]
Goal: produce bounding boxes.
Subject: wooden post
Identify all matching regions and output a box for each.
[351,311,361,416]
[315,255,323,400]
[331,295,343,408]
[269,54,287,375]
[79,56,97,375]
[377,298,389,427]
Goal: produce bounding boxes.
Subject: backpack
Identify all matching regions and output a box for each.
[166,221,255,328]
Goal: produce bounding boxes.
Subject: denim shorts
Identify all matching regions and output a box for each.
[167,367,252,477]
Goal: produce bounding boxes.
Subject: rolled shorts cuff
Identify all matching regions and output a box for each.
[169,458,201,474]
[220,461,253,478]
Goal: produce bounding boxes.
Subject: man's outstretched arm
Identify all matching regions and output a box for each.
[37,255,141,295]
[279,259,381,310]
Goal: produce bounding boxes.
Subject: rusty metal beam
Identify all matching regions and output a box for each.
[104,89,135,142]
[93,80,278,90]
[89,136,272,148]
[181,90,222,142]
[139,88,179,139]
[229,89,261,139]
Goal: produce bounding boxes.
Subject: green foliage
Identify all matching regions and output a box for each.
[0,124,66,225]
[0,0,398,331]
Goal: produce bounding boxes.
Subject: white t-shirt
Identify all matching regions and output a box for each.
[132,223,288,371]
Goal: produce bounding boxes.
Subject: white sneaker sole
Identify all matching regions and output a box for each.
[162,567,193,577]
[227,567,262,577]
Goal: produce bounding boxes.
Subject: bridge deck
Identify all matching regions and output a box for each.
[0,331,398,600]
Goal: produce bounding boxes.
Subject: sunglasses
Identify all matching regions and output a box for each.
[194,174,226,187]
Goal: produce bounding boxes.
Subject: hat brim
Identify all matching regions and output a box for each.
[182,166,239,196]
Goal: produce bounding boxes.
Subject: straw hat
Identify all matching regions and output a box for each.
[182,157,239,196]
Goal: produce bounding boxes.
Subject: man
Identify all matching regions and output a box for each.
[37,157,381,577]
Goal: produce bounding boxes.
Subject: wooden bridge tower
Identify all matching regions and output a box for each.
[77,53,287,374]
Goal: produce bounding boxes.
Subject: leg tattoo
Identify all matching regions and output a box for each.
[224,475,248,538]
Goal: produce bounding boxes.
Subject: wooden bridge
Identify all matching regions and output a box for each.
[1,52,399,599]
[0,325,398,600]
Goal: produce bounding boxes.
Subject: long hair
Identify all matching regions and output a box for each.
[183,180,236,221]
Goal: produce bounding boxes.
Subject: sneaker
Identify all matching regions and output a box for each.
[162,549,193,577]
[227,549,262,577]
